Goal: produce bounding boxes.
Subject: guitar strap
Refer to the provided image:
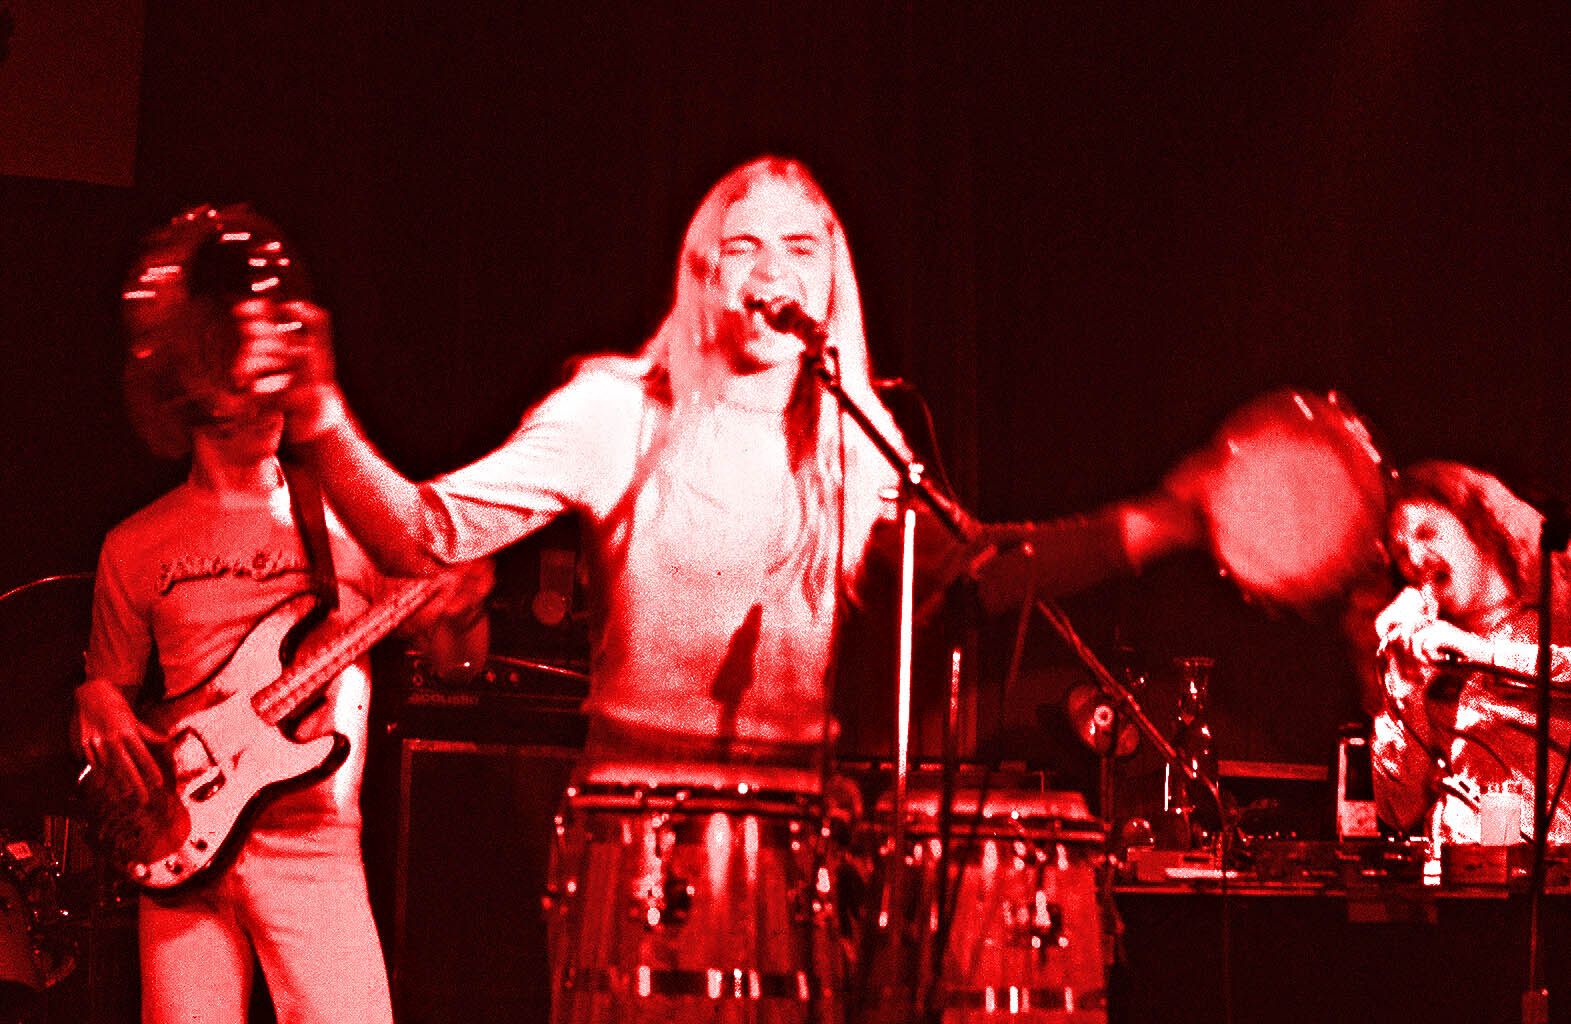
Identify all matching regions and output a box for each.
[280,458,340,613]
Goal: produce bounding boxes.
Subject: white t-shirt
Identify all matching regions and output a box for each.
[86,468,391,826]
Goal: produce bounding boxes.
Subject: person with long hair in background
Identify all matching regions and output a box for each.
[1372,460,1571,845]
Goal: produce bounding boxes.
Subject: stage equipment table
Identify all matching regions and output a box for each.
[1111,879,1571,1024]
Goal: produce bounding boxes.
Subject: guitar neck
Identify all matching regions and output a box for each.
[252,577,440,727]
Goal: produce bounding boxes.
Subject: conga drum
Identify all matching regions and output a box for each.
[546,763,846,1024]
[862,785,1108,1023]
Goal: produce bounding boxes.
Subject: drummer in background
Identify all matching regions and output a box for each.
[234,155,1210,1010]
[1372,460,1571,844]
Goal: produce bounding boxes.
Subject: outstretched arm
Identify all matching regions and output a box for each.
[969,488,1206,614]
[294,393,443,576]
[236,299,443,576]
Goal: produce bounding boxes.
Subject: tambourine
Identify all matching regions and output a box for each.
[1193,389,1392,612]
[121,203,310,458]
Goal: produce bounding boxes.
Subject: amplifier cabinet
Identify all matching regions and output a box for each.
[392,739,580,1024]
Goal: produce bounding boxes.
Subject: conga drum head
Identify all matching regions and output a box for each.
[1198,390,1391,613]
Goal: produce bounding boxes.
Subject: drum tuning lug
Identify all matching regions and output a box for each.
[1011,897,1066,953]
[661,876,694,924]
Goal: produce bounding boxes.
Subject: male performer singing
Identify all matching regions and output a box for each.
[235,157,1207,1018]
[1372,460,1571,844]
[239,157,1207,765]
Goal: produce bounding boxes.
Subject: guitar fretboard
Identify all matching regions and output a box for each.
[250,577,439,726]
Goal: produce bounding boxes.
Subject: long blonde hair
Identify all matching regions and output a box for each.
[635,156,906,604]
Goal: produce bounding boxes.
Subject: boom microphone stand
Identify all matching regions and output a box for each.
[770,298,1228,1018]
[767,305,972,1022]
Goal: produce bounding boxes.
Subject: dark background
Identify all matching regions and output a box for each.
[2,3,1568,1022]
[1,1,1566,782]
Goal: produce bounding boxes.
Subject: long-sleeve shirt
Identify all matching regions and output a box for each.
[1372,604,1571,844]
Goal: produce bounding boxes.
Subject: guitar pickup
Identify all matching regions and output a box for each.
[185,769,225,803]
[170,729,224,802]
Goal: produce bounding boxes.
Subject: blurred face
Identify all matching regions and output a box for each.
[190,301,285,464]
[191,387,284,463]
[709,177,833,372]
[1389,500,1502,620]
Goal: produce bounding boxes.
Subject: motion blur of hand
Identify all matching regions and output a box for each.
[231,299,344,443]
[402,559,496,682]
[1119,487,1207,569]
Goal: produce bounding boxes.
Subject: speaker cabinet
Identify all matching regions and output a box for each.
[393,740,579,1024]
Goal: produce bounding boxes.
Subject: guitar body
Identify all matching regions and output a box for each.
[89,593,351,891]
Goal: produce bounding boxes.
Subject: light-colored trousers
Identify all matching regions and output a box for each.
[138,821,392,1024]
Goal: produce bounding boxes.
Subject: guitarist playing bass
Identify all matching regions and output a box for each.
[72,204,491,1024]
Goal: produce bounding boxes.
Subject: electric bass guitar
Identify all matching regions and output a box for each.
[83,577,438,891]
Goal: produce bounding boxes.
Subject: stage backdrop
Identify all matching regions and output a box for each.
[0,0,1564,772]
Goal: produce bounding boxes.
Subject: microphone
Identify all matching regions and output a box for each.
[743,296,828,349]
[1375,583,1438,654]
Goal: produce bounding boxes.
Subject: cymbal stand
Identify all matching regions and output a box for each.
[1031,598,1227,835]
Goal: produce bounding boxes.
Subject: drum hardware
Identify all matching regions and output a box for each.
[0,825,89,1023]
[1156,656,1219,851]
[859,782,1110,1023]
[0,859,43,1008]
[0,573,104,1022]
[1066,639,1148,876]
[652,874,695,927]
